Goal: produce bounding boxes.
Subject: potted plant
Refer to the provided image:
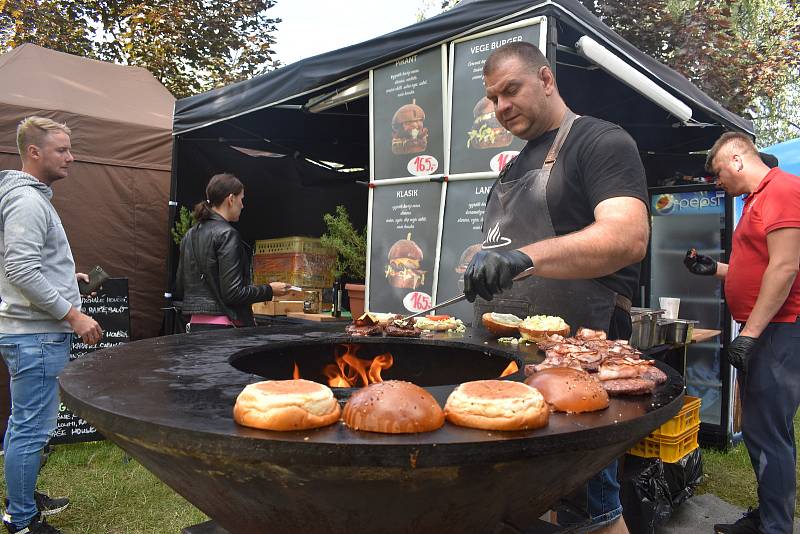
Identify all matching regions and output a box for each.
[320,205,367,318]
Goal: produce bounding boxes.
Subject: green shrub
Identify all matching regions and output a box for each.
[320,205,367,281]
[171,206,196,246]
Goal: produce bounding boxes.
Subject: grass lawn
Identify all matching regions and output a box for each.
[0,411,796,532]
[0,440,206,533]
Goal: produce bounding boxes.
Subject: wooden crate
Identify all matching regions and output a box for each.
[252,300,304,316]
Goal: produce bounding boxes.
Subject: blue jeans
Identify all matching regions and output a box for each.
[555,461,623,532]
[0,333,70,528]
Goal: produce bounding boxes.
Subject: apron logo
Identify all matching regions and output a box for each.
[482,222,512,249]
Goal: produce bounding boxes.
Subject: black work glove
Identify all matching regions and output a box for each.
[683,248,717,276]
[726,335,758,374]
[463,250,533,302]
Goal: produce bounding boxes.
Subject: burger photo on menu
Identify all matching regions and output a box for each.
[466,97,514,150]
[385,233,426,289]
[454,243,482,274]
[391,100,429,155]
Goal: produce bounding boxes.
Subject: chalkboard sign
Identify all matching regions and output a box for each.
[448,19,545,176]
[435,178,496,323]
[52,277,130,444]
[372,48,445,180]
[368,182,443,313]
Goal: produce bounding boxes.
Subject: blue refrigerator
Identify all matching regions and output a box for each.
[647,185,740,449]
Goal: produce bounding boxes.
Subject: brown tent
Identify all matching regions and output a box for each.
[0,44,174,340]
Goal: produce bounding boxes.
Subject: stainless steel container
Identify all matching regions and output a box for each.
[655,318,673,346]
[665,319,699,344]
[629,309,649,349]
[629,308,666,349]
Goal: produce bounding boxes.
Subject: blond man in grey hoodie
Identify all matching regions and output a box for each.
[0,117,102,534]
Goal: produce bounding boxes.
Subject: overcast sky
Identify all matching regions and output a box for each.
[270,0,438,65]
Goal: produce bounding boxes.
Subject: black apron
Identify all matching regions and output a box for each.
[473,111,621,334]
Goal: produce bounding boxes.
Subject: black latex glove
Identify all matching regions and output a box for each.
[683,248,717,276]
[463,250,533,302]
[726,335,758,374]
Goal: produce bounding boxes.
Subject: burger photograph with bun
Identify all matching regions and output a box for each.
[391,100,429,155]
[385,232,426,289]
[466,96,514,150]
[462,42,650,534]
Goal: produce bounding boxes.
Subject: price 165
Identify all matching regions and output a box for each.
[407,155,439,177]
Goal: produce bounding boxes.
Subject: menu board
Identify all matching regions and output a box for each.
[368,182,443,313]
[449,21,543,175]
[373,48,445,180]
[436,179,495,323]
[52,278,130,444]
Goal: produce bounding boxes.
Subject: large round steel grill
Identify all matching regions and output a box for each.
[59,323,684,534]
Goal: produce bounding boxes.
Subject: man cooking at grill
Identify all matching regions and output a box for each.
[463,42,649,534]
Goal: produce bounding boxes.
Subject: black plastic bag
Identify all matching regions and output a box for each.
[621,450,705,533]
[622,455,673,534]
[664,448,703,507]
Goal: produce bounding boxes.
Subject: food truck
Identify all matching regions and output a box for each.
[169,0,754,448]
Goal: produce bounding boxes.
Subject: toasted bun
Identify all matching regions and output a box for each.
[343,381,444,433]
[392,102,426,130]
[473,96,493,118]
[388,238,423,262]
[524,368,609,413]
[518,315,570,342]
[444,380,548,431]
[482,312,522,337]
[233,379,341,431]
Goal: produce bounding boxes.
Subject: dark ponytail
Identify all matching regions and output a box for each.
[192,173,244,222]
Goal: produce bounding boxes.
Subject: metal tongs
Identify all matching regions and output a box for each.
[400,265,537,322]
[402,293,467,321]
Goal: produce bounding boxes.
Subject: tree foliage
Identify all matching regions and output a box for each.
[581,0,800,144]
[432,0,800,144]
[0,0,280,98]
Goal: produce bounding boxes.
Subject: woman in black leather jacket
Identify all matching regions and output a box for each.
[175,173,289,331]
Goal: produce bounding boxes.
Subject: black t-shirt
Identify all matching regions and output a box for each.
[498,116,648,299]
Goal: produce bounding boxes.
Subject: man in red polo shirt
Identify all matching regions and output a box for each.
[684,132,800,534]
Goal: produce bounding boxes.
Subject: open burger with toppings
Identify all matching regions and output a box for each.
[467,97,514,150]
[385,233,426,289]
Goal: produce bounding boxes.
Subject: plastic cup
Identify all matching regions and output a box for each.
[659,297,680,320]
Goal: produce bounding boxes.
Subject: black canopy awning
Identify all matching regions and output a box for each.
[174,0,752,141]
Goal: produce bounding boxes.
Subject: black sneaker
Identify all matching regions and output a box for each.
[3,513,62,533]
[31,494,67,518]
[3,493,68,518]
[714,507,760,534]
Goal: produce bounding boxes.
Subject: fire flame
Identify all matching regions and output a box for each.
[292,362,301,380]
[323,344,394,388]
[499,361,519,377]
